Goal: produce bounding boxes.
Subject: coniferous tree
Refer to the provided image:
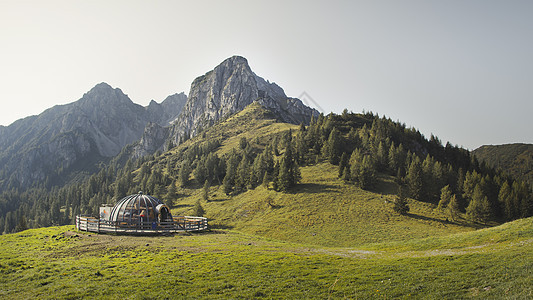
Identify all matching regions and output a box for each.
[262,172,270,189]
[437,185,453,210]
[357,156,376,190]
[421,155,436,202]
[15,215,28,232]
[178,161,192,188]
[235,156,250,193]
[295,132,307,165]
[271,160,280,191]
[406,157,423,200]
[393,186,410,215]
[277,156,292,192]
[275,143,301,192]
[375,141,389,172]
[467,184,492,224]
[498,181,513,220]
[192,200,205,217]
[193,160,208,185]
[448,194,460,222]
[323,128,342,165]
[223,152,239,195]
[165,182,177,207]
[338,152,349,178]
[348,148,363,183]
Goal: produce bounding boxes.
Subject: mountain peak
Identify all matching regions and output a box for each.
[92,82,113,90]
[81,82,131,107]
[222,55,249,65]
[171,56,318,144]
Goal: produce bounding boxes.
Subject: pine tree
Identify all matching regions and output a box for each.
[178,161,192,188]
[375,141,388,171]
[323,128,342,165]
[447,194,460,222]
[406,157,423,200]
[165,182,177,207]
[193,160,207,185]
[338,152,349,178]
[393,186,410,215]
[15,215,28,232]
[276,145,301,192]
[235,156,250,193]
[466,184,492,224]
[357,156,376,190]
[192,200,205,217]
[262,172,270,189]
[223,152,239,195]
[498,181,513,221]
[437,185,453,210]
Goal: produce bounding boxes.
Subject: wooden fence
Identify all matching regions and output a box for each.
[75,215,208,235]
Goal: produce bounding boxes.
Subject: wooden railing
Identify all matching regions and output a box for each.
[75,215,208,234]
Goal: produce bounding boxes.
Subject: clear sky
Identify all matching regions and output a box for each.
[1,0,532,149]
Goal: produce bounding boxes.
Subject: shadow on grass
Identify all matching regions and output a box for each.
[292,183,338,194]
[371,178,399,195]
[209,224,235,230]
[172,204,193,209]
[206,198,228,203]
[406,213,483,229]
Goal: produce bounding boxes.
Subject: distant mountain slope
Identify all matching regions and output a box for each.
[0,83,185,189]
[473,143,533,185]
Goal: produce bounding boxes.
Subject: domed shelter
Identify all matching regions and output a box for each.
[109,192,172,226]
[76,192,207,235]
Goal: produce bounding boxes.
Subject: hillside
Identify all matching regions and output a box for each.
[473,143,533,186]
[171,163,476,247]
[0,217,530,298]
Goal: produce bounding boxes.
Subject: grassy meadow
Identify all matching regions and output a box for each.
[171,163,477,248]
[0,218,531,299]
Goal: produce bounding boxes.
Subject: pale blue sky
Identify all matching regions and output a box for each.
[1,0,532,149]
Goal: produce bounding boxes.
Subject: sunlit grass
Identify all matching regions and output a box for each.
[0,220,531,299]
[172,163,475,247]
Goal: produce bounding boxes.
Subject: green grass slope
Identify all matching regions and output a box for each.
[171,163,477,248]
[0,218,531,299]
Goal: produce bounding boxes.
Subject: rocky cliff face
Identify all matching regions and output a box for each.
[145,92,187,126]
[133,122,171,158]
[170,56,319,144]
[0,83,185,189]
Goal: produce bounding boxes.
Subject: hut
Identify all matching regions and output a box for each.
[76,192,207,234]
[107,192,172,228]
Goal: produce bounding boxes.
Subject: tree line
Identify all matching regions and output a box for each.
[0,109,531,233]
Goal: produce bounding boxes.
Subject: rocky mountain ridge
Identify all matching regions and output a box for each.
[0,56,319,190]
[0,83,185,189]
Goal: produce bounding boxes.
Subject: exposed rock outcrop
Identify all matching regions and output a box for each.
[170,56,319,144]
[133,122,171,158]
